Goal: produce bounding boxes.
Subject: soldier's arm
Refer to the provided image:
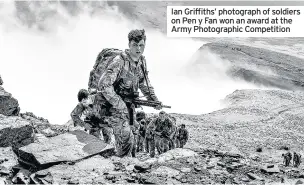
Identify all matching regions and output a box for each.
[139,59,158,101]
[70,103,86,127]
[98,56,126,110]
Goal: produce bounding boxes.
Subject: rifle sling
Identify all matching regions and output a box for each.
[140,62,152,98]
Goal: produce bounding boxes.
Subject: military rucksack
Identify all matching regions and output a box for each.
[88,48,123,90]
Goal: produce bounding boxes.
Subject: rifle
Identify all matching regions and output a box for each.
[122,92,171,109]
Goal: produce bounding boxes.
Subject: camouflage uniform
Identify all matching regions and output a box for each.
[137,119,147,152]
[145,119,156,157]
[150,117,174,155]
[98,49,158,157]
[70,94,113,144]
[176,126,189,148]
[131,120,140,157]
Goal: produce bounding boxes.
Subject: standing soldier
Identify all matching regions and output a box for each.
[136,111,147,152]
[293,152,302,167]
[177,124,189,148]
[282,152,292,167]
[145,116,156,157]
[150,111,174,154]
[97,29,161,157]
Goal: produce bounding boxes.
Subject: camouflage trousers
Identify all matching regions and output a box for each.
[145,137,156,157]
[132,133,138,157]
[89,126,113,144]
[176,139,187,148]
[137,134,145,152]
[105,104,135,158]
[155,135,170,155]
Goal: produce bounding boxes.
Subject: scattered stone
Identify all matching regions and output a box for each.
[11,169,31,184]
[256,147,263,152]
[247,173,264,181]
[134,162,152,172]
[206,165,215,169]
[157,148,199,163]
[17,130,114,169]
[261,165,280,174]
[0,177,7,185]
[0,115,34,148]
[217,162,226,168]
[0,147,18,175]
[0,87,20,116]
[32,155,115,184]
[180,167,191,173]
[151,166,180,178]
[194,166,202,172]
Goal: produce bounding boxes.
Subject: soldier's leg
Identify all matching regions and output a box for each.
[149,138,156,158]
[131,134,137,157]
[163,138,170,153]
[100,126,112,144]
[89,127,101,139]
[145,138,149,153]
[155,135,163,155]
[107,108,134,158]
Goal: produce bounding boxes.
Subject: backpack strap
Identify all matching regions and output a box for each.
[140,56,152,97]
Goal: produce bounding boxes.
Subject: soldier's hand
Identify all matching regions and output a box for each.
[84,123,92,131]
[154,104,162,110]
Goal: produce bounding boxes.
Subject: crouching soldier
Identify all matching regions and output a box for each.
[70,89,113,144]
[176,124,189,148]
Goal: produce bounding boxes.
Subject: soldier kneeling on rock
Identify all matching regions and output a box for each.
[70,89,113,144]
[293,152,302,167]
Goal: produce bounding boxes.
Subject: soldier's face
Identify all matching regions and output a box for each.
[129,40,145,58]
[82,97,93,108]
[159,113,166,121]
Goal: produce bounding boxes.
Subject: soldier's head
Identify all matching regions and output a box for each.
[128,29,146,58]
[159,111,166,121]
[78,89,93,108]
[181,124,186,128]
[136,111,146,122]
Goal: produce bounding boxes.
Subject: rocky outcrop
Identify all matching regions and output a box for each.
[189,42,304,91]
[17,130,115,170]
[0,115,34,148]
[0,86,20,116]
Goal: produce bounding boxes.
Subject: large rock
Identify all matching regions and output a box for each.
[17,130,115,170]
[0,86,20,116]
[31,155,115,184]
[0,115,34,148]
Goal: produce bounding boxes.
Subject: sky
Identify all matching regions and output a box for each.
[0,1,267,125]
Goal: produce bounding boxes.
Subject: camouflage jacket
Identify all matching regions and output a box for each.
[151,117,174,138]
[70,95,101,127]
[98,49,158,110]
[177,128,189,140]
